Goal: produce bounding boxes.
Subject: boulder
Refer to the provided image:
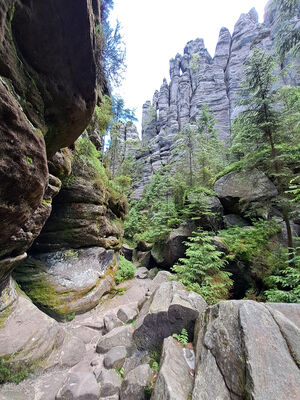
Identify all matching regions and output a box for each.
[123,351,151,376]
[223,213,249,227]
[117,305,138,323]
[136,241,153,252]
[56,371,99,400]
[99,369,122,397]
[193,300,300,399]
[152,337,194,400]
[96,325,135,354]
[103,346,127,369]
[148,271,173,294]
[134,267,150,279]
[14,247,118,319]
[162,223,193,268]
[121,244,134,261]
[104,314,123,333]
[133,281,207,350]
[120,364,152,400]
[133,251,151,269]
[214,169,278,215]
[0,289,63,376]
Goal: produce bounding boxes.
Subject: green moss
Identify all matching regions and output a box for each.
[42,199,52,206]
[0,304,14,329]
[26,156,33,165]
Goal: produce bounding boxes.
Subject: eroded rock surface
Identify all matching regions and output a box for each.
[193,300,300,399]
[130,6,300,199]
[14,247,117,319]
[152,337,194,400]
[133,281,207,350]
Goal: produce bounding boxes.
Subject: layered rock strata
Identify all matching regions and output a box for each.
[0,0,107,370]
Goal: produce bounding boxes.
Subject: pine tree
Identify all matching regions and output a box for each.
[232,49,299,259]
[273,0,300,60]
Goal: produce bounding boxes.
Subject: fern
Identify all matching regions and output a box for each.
[172,328,189,345]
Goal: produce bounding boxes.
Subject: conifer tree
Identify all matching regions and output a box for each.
[232,49,298,258]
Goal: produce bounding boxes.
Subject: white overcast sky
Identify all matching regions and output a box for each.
[110,0,269,130]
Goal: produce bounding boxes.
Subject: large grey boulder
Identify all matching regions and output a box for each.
[99,369,122,397]
[192,300,300,399]
[133,281,207,350]
[104,346,127,369]
[214,169,278,215]
[55,371,99,400]
[121,244,134,261]
[14,247,117,319]
[120,364,152,400]
[152,337,194,400]
[104,313,123,333]
[117,305,138,323]
[96,325,135,354]
[123,351,150,376]
[162,223,194,268]
[0,288,63,374]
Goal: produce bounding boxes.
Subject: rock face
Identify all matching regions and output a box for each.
[0,0,104,263]
[14,247,118,319]
[0,0,106,371]
[32,151,127,253]
[152,337,194,400]
[214,169,278,216]
[133,281,207,350]
[193,300,300,399]
[131,7,300,199]
[0,288,63,374]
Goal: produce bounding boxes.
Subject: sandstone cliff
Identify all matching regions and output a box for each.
[132,5,300,199]
[0,0,111,373]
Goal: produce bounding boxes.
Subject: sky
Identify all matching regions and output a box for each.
[110,0,270,131]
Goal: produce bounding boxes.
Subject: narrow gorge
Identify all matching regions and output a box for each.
[0,0,300,399]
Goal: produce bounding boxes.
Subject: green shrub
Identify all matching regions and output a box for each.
[115,256,136,285]
[219,220,281,281]
[0,359,29,384]
[172,230,232,304]
[264,247,300,303]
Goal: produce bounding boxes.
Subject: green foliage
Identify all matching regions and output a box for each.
[286,177,300,201]
[115,256,136,285]
[149,349,161,368]
[0,358,29,384]
[66,312,76,321]
[172,328,189,345]
[219,220,281,282]
[150,361,159,371]
[264,247,300,302]
[124,169,183,244]
[75,136,126,204]
[273,0,300,60]
[26,156,33,165]
[172,104,226,188]
[114,366,125,379]
[172,230,232,304]
[182,186,215,222]
[90,95,112,136]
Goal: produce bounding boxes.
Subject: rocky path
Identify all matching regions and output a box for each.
[1,271,300,400]
[0,276,151,400]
